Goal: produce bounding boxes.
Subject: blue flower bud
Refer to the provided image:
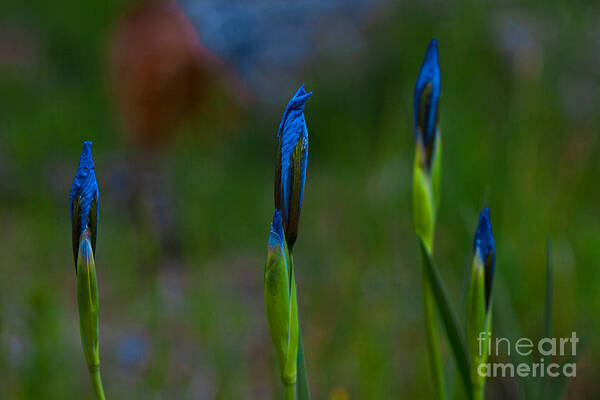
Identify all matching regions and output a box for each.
[274,84,312,250]
[414,39,441,169]
[473,207,495,310]
[70,141,99,269]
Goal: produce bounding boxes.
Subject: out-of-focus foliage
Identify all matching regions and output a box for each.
[0,0,599,398]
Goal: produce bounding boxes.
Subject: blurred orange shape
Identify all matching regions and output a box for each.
[110,0,222,150]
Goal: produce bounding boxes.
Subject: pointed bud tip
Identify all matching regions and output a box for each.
[474,207,495,260]
[426,38,439,60]
[287,84,312,112]
[78,140,95,168]
[276,84,312,140]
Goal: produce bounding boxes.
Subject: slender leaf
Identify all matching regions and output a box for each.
[541,236,554,399]
[419,239,473,399]
[297,329,310,400]
[447,231,478,400]
[290,254,310,400]
[494,276,534,400]
[444,356,457,400]
[422,274,447,400]
[543,235,554,339]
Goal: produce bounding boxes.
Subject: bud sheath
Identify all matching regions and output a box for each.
[264,211,299,392]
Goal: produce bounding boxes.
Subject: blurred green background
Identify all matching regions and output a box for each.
[0,0,599,398]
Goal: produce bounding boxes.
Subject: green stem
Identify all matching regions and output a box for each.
[89,368,106,400]
[423,264,446,400]
[284,383,296,400]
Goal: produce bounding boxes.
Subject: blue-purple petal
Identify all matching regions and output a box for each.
[70,141,99,237]
[276,84,311,245]
[474,207,496,309]
[268,209,285,251]
[413,39,441,147]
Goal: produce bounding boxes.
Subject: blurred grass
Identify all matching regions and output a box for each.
[0,0,599,398]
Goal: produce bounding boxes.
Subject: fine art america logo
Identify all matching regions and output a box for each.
[477,332,578,378]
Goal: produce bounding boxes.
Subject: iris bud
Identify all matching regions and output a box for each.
[274,84,312,251]
[70,141,99,269]
[414,39,441,171]
[467,207,496,399]
[412,40,442,251]
[473,207,496,311]
[70,141,106,399]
